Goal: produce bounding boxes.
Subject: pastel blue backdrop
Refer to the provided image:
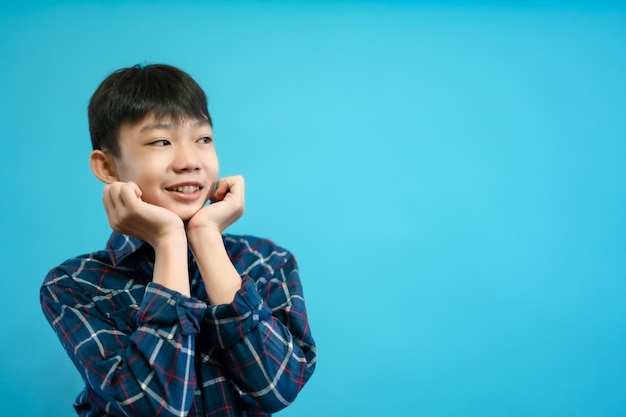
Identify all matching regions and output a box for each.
[1,1,624,416]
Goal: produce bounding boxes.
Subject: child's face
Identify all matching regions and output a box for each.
[112,114,219,220]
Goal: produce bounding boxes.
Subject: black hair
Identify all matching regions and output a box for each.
[88,63,212,157]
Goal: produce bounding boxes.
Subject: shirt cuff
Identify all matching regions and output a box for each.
[137,282,208,336]
[204,276,272,348]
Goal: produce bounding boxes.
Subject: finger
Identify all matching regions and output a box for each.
[118,182,143,211]
[211,176,244,202]
[107,181,128,207]
[210,179,230,202]
[103,184,115,210]
[107,183,131,222]
[222,175,245,203]
[102,184,116,219]
[103,183,125,229]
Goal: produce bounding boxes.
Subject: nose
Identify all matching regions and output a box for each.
[172,142,200,172]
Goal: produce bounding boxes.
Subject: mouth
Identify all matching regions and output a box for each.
[166,185,202,193]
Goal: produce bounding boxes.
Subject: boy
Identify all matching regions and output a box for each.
[40,64,316,417]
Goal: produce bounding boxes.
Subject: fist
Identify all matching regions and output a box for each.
[187,175,245,234]
[102,181,184,245]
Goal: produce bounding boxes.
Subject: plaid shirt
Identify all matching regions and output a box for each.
[40,232,316,417]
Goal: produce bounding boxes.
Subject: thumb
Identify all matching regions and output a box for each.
[130,182,143,199]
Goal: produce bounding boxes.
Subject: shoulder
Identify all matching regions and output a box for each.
[40,247,149,320]
[223,233,297,276]
[222,233,293,256]
[40,247,119,292]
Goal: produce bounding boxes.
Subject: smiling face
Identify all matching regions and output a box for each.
[96,113,219,221]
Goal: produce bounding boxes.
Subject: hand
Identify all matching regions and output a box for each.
[187,175,245,235]
[186,176,245,304]
[102,181,184,247]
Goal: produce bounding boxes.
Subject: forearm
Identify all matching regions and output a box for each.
[221,314,316,412]
[204,274,316,412]
[41,278,206,417]
[151,231,191,296]
[188,228,242,305]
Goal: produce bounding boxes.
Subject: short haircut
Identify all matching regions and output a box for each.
[88,63,212,157]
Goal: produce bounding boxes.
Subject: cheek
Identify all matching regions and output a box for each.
[117,163,159,191]
[209,154,220,176]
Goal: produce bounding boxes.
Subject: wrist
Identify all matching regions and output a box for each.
[150,227,188,253]
[186,224,222,251]
[187,227,242,305]
[150,228,190,296]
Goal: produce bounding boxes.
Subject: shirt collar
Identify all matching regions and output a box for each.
[106,232,148,266]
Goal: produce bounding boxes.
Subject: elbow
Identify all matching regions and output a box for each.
[250,389,299,414]
[247,361,316,413]
[78,388,194,417]
[240,385,298,414]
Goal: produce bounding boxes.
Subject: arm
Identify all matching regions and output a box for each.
[186,176,316,412]
[40,181,202,416]
[203,243,317,413]
[186,175,245,305]
[103,181,190,295]
[40,268,206,417]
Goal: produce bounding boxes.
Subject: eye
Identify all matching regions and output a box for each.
[150,139,171,146]
[197,136,213,144]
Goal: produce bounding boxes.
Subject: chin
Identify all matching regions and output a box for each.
[175,207,202,222]
[177,210,199,221]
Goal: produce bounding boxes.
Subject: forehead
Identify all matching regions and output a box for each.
[121,113,212,136]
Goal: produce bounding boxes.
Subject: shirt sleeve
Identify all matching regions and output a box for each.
[203,250,317,413]
[40,269,207,417]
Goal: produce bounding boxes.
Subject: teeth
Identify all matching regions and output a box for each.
[171,185,200,193]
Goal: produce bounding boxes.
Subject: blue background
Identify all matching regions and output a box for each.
[1,1,625,416]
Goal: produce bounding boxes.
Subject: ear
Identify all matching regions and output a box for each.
[90,150,119,184]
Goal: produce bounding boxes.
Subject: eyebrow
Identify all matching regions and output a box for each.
[140,119,211,133]
[140,123,170,133]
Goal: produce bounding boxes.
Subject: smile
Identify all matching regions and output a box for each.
[167,185,201,193]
